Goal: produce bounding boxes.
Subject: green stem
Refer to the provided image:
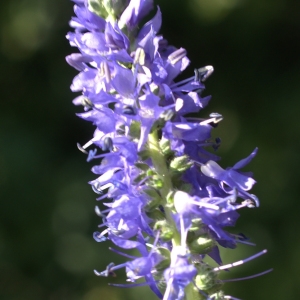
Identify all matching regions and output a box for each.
[148,130,198,300]
[185,282,197,300]
[148,130,181,246]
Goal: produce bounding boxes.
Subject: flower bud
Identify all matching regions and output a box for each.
[194,263,223,294]
[129,120,141,140]
[88,0,109,18]
[189,218,203,231]
[133,47,146,66]
[144,188,162,211]
[155,247,171,271]
[146,170,164,189]
[88,0,130,20]
[169,155,192,173]
[154,220,174,241]
[188,234,216,254]
[165,191,175,210]
[159,138,172,156]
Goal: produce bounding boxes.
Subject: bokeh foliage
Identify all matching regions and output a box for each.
[1,0,299,299]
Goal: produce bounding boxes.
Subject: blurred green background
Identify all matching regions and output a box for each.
[0,0,299,299]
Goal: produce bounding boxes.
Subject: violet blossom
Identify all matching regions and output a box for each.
[66,0,270,299]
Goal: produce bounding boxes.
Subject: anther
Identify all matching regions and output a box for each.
[105,262,117,277]
[160,109,174,121]
[209,112,222,119]
[102,137,113,151]
[236,233,249,241]
[100,61,111,83]
[196,65,214,82]
[116,124,126,135]
[81,97,93,109]
[133,47,146,66]
[228,188,237,203]
[242,199,256,208]
[123,105,135,115]
[199,113,223,126]
[77,143,88,154]
[212,137,221,151]
[95,205,106,217]
[92,183,103,194]
[111,228,126,235]
[211,113,223,124]
[215,137,221,144]
[168,48,187,65]
[194,68,200,82]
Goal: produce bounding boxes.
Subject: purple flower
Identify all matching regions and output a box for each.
[119,0,153,29]
[163,246,197,300]
[201,147,259,207]
[67,1,267,299]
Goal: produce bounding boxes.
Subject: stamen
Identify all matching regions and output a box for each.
[95,205,110,217]
[82,139,95,150]
[98,182,114,193]
[95,261,128,277]
[93,231,107,242]
[100,61,111,83]
[87,149,97,161]
[97,223,107,229]
[196,65,214,82]
[189,198,220,210]
[116,124,126,135]
[209,112,222,118]
[81,96,94,108]
[168,48,187,65]
[111,228,126,235]
[123,105,135,115]
[92,183,103,194]
[170,65,214,90]
[109,282,151,288]
[77,143,88,154]
[213,249,268,272]
[169,75,193,89]
[133,47,146,66]
[199,114,223,126]
[241,199,256,208]
[109,247,137,259]
[160,109,174,121]
[221,268,273,282]
[236,233,249,241]
[194,68,200,82]
[94,262,118,277]
[212,137,221,151]
[226,233,256,247]
[248,194,259,207]
[180,217,187,247]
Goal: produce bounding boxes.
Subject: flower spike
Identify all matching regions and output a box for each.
[67,0,270,299]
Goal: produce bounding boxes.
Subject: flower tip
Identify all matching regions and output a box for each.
[196,65,214,82]
[77,143,88,154]
[94,269,102,276]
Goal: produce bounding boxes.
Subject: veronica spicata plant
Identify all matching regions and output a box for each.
[66,0,270,299]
